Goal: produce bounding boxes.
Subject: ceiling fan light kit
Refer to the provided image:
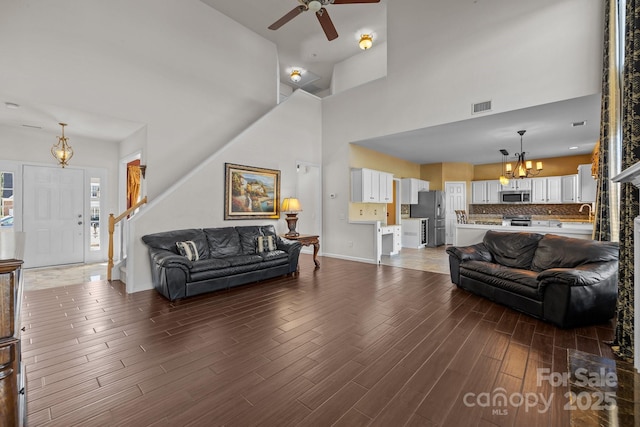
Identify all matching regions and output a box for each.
[359,33,373,50]
[268,0,381,41]
[308,0,322,12]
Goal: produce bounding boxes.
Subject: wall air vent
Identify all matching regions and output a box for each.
[572,120,587,127]
[472,100,492,114]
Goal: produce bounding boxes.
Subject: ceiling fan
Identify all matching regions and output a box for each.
[268,0,381,41]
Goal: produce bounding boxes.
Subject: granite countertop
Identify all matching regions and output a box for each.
[468,215,593,225]
[456,222,593,234]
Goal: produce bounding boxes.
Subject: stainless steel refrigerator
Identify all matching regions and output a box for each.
[410,190,446,247]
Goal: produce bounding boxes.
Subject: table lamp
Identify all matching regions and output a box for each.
[281,198,302,237]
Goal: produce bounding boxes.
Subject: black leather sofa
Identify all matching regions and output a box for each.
[142,225,302,301]
[447,230,619,328]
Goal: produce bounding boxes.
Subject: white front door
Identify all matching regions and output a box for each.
[445,181,467,245]
[23,165,85,268]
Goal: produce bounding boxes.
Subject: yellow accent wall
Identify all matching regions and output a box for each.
[348,144,594,223]
[349,144,422,225]
[349,144,421,177]
[351,145,591,185]
[419,162,473,191]
[420,163,443,190]
[472,154,592,180]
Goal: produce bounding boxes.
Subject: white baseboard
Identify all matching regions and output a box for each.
[320,252,378,265]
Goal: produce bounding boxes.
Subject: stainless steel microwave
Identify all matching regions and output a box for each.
[500,190,531,203]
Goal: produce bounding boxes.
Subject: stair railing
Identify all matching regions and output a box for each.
[107,196,148,281]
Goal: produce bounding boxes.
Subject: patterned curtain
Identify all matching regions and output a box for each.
[595,0,621,243]
[614,0,640,361]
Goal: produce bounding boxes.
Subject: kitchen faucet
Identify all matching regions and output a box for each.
[579,203,594,222]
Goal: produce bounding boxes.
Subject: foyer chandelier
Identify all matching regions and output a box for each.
[51,122,74,168]
[503,130,542,180]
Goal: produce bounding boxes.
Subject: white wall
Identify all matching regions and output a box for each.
[295,163,322,238]
[0,0,279,200]
[331,42,388,95]
[0,124,119,213]
[128,90,322,292]
[0,0,607,286]
[321,0,604,262]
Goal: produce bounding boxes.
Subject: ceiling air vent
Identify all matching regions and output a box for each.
[472,100,492,114]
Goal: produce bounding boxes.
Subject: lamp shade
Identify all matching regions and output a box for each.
[281,198,302,213]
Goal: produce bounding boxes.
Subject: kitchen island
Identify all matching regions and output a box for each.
[454,222,593,246]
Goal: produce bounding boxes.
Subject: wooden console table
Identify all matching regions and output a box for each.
[281,234,320,269]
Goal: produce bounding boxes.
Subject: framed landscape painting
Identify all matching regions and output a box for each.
[224,163,280,220]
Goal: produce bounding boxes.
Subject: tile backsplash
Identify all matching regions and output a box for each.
[468,203,592,219]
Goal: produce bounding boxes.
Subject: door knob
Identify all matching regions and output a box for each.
[78,221,83,225]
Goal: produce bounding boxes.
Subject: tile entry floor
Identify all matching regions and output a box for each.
[379,246,451,274]
[23,262,109,291]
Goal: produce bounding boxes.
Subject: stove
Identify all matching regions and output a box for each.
[502,215,532,227]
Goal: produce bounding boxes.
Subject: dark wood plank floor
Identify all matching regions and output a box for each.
[21,254,618,426]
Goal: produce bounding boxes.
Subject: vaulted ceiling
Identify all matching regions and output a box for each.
[200,0,387,94]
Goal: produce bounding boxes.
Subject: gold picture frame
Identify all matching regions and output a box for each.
[224,163,280,220]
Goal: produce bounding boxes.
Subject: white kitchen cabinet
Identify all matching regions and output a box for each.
[401,218,428,248]
[351,168,380,202]
[577,164,597,203]
[380,225,402,256]
[400,178,430,204]
[379,172,394,203]
[531,178,545,203]
[351,168,395,203]
[472,180,501,204]
[487,181,501,203]
[547,177,562,203]
[531,176,562,203]
[501,178,531,191]
[561,175,577,203]
[471,181,485,204]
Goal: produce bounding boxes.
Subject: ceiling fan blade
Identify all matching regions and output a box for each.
[268,5,306,30]
[316,8,338,41]
[332,0,381,4]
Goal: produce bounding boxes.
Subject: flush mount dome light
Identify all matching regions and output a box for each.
[290,69,302,83]
[359,34,373,50]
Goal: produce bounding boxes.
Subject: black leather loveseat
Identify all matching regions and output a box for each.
[447,230,619,328]
[142,225,302,301]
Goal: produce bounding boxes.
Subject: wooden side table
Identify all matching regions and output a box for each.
[281,234,320,269]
